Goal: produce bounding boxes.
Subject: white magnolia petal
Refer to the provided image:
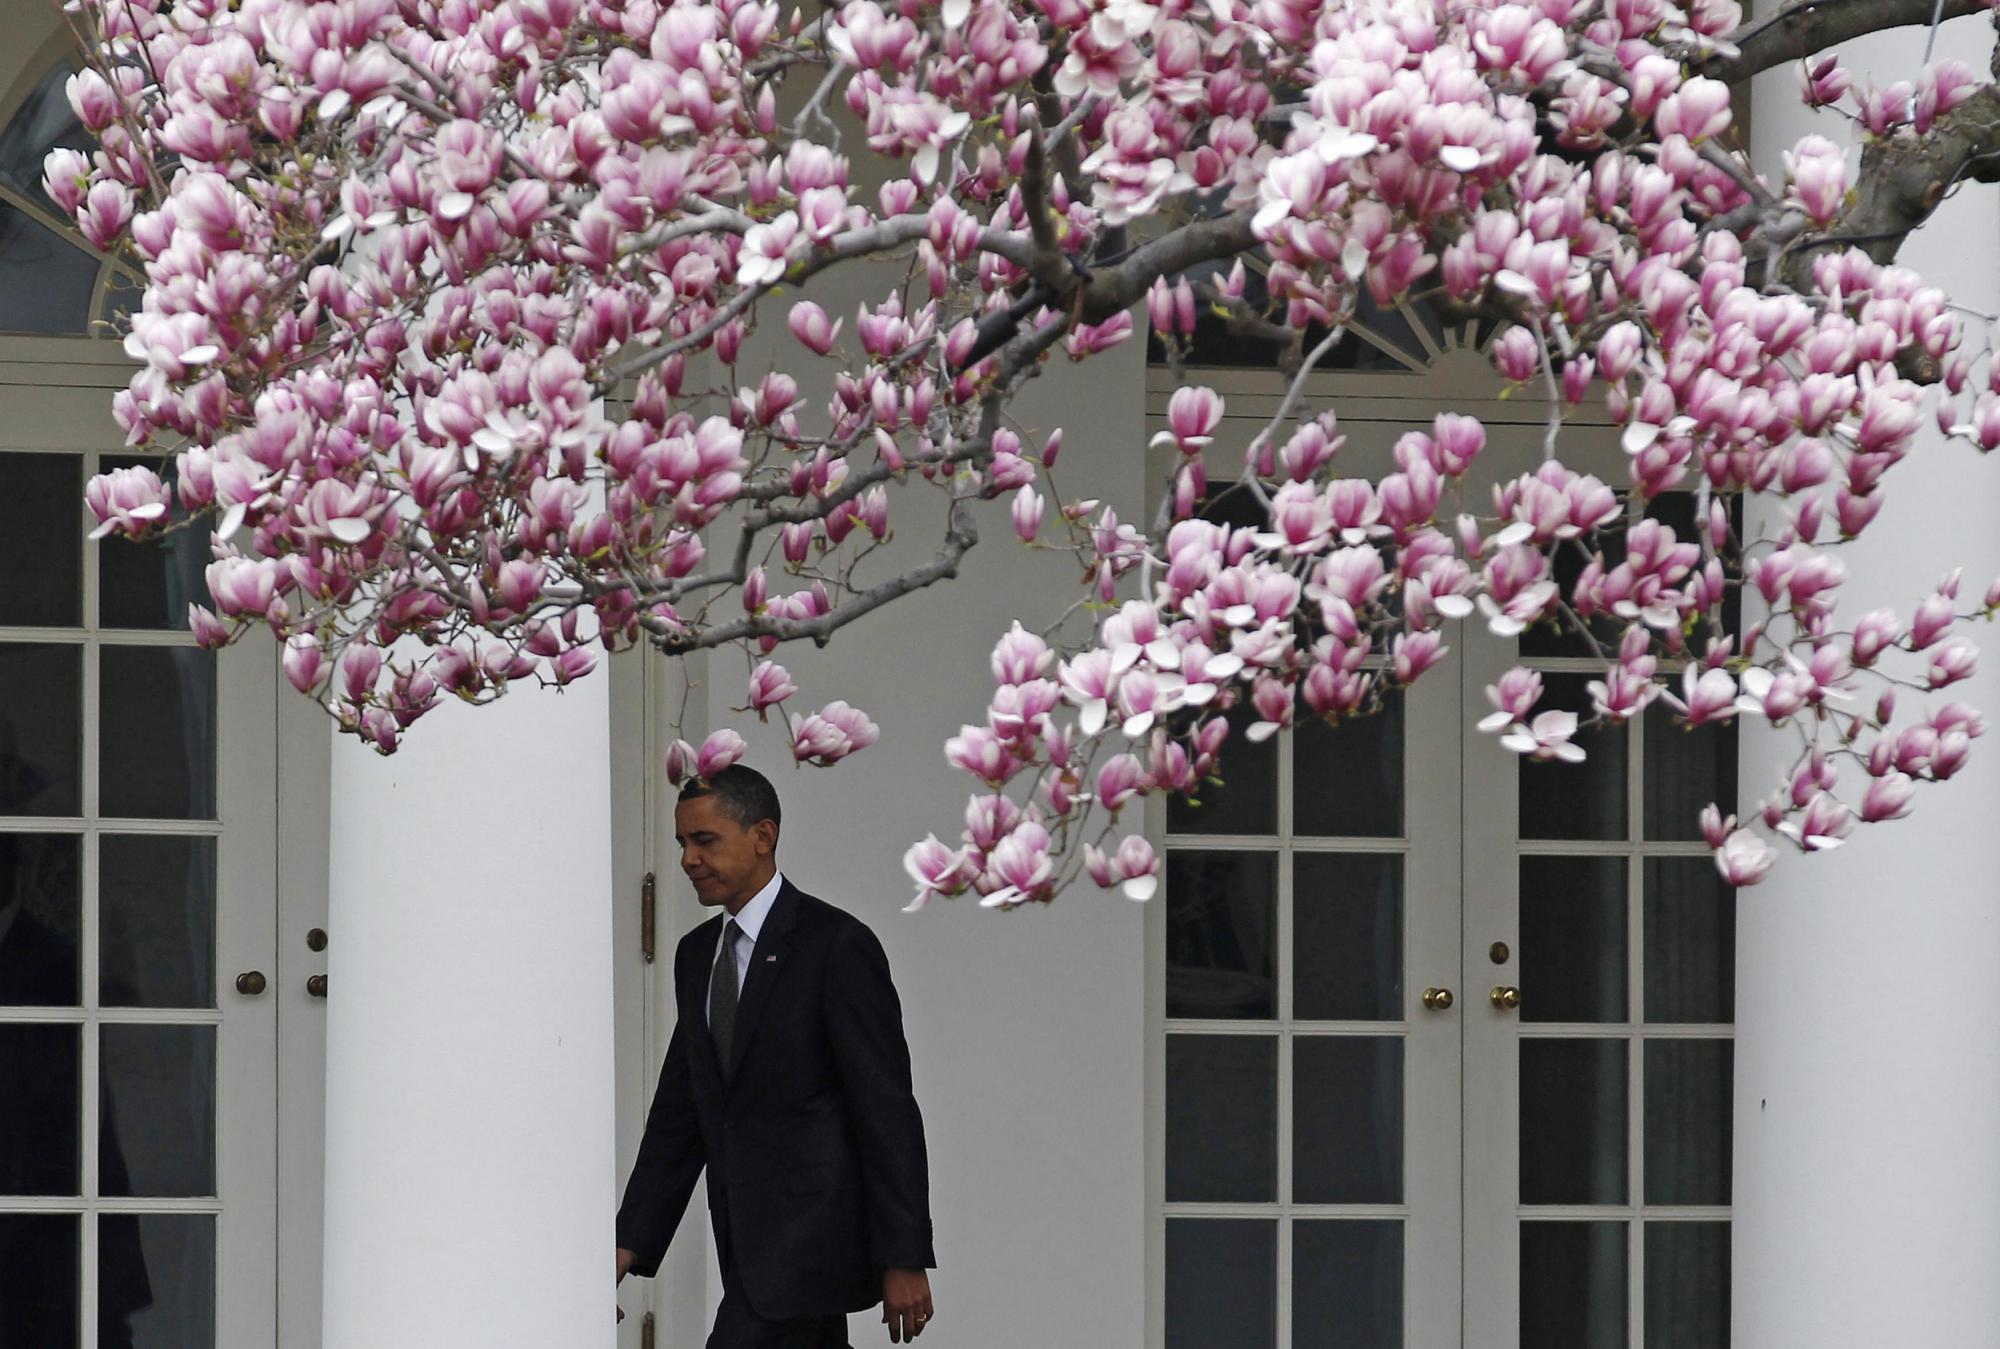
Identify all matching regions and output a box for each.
[1318,131,1378,161]
[1121,873,1159,902]
[1622,421,1662,455]
[215,502,247,542]
[1493,520,1534,547]
[327,517,372,544]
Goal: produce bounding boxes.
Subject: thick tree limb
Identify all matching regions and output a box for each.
[1707,0,1992,84]
[1078,210,1262,323]
[1783,83,2000,289]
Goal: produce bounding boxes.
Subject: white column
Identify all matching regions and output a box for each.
[321,676,614,1347]
[1736,17,2000,1342]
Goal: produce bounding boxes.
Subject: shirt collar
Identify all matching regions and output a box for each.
[729,870,784,946]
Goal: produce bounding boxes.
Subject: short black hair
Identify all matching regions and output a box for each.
[679,763,782,834]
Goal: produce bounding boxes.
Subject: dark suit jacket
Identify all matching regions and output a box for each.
[616,879,935,1320]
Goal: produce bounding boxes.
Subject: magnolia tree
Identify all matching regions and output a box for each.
[57,0,2000,908]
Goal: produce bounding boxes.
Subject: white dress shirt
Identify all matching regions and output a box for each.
[708,870,783,1025]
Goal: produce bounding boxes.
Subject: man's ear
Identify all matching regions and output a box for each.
[754,819,779,858]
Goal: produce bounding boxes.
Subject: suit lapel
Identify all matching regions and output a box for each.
[725,879,799,1079]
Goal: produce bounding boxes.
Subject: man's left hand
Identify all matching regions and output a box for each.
[882,1267,934,1342]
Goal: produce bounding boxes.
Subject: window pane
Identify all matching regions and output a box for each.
[1645,715,1736,841]
[1169,703,1278,836]
[1293,1220,1402,1349]
[1520,1038,1627,1205]
[1643,858,1735,1024]
[1644,1039,1732,1206]
[1295,693,1403,838]
[99,646,217,821]
[0,1213,77,1345]
[0,452,82,627]
[0,1022,80,1194]
[0,60,93,215]
[1520,856,1627,1024]
[100,1024,216,1198]
[0,831,81,1006]
[0,202,97,335]
[1165,1034,1276,1203]
[1520,1221,1627,1349]
[1165,851,1276,1020]
[1293,854,1401,1021]
[104,1212,215,1348]
[1644,1222,1730,1349]
[101,834,217,1009]
[1165,1219,1275,1349]
[0,642,81,817]
[98,456,215,631]
[1518,674,1627,841]
[1293,1036,1403,1204]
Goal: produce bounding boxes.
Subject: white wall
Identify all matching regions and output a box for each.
[1736,12,2000,1342]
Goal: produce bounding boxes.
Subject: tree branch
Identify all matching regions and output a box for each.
[1706,0,1992,84]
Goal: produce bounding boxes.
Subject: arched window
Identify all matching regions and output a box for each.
[0,9,145,337]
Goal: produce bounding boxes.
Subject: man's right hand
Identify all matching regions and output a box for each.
[616,1248,636,1323]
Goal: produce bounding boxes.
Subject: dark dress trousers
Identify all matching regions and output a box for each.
[617,880,935,1331]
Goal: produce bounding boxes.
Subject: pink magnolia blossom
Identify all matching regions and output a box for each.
[747,661,798,711]
[1715,829,1777,885]
[695,730,748,779]
[49,0,2000,906]
[85,465,170,539]
[791,702,880,765]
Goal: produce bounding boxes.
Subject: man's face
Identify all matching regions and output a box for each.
[674,794,776,910]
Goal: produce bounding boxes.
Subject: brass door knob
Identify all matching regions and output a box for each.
[235,970,267,996]
[306,974,328,998]
[1421,986,1454,1011]
[1490,985,1521,1011]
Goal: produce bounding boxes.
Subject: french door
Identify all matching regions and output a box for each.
[1147,356,1737,1347]
[0,342,327,1348]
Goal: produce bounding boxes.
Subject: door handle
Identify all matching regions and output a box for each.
[1421,986,1454,1011]
[306,974,328,998]
[1490,985,1520,1011]
[235,970,267,996]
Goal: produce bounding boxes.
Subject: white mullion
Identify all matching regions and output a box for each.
[1275,732,1294,1348]
[1165,1202,1411,1220]
[1627,694,1646,1349]
[1163,832,1406,854]
[80,445,101,1349]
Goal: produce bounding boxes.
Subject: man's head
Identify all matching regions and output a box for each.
[674,764,781,913]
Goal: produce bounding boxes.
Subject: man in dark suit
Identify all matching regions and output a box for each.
[616,764,937,1346]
